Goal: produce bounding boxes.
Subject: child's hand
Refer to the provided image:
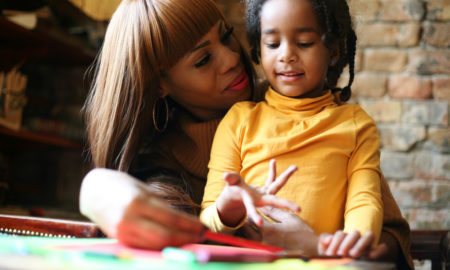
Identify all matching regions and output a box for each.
[216,159,300,227]
[318,230,387,258]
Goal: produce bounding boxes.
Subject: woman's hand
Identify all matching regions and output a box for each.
[79,168,205,249]
[319,230,390,259]
[241,206,320,257]
[242,209,389,260]
[216,159,300,227]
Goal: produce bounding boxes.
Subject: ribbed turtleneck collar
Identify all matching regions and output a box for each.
[265,87,336,118]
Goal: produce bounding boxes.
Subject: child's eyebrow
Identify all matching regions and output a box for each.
[262,27,318,35]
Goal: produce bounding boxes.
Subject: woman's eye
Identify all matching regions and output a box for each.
[298,42,314,48]
[194,54,211,68]
[221,26,234,43]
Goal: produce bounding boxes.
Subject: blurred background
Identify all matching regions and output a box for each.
[0,0,448,260]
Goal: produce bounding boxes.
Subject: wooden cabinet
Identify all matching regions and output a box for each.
[0,16,95,70]
[0,12,99,219]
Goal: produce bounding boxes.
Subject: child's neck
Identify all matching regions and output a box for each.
[272,87,327,99]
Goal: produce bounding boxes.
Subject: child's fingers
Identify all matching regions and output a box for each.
[337,230,361,257]
[260,194,300,213]
[325,230,346,256]
[223,171,242,186]
[241,191,262,226]
[262,159,277,192]
[348,231,375,258]
[266,165,297,195]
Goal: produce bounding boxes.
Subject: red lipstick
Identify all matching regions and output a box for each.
[227,71,249,91]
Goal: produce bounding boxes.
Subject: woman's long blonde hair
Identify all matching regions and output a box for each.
[84,0,237,171]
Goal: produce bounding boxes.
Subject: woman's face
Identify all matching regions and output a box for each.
[160,21,252,121]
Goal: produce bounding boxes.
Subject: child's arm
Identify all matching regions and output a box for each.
[343,107,384,243]
[319,107,384,256]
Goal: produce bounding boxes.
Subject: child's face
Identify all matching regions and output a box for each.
[260,0,332,98]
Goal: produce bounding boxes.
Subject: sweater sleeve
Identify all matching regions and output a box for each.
[200,102,252,232]
[344,106,383,245]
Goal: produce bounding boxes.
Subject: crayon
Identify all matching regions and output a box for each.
[204,230,283,252]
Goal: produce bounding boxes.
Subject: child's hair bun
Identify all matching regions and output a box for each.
[340,86,351,101]
[332,86,351,102]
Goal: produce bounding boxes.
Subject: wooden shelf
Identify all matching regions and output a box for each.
[0,126,83,149]
[0,16,96,70]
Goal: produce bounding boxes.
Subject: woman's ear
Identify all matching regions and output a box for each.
[158,72,170,97]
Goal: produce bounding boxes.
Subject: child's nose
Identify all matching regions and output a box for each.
[279,43,298,63]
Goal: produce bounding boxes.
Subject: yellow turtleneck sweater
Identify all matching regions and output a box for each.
[201,87,383,244]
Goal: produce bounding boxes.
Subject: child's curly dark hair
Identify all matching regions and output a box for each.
[246,0,357,101]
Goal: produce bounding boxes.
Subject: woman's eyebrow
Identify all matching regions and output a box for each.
[188,21,223,56]
[189,40,211,55]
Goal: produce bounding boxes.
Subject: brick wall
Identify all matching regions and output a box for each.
[215,0,450,230]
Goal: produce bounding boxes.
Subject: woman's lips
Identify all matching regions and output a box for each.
[227,71,249,91]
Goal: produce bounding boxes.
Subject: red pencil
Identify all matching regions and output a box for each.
[204,230,284,252]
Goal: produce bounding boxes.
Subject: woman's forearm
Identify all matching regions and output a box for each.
[79,168,145,237]
[79,168,205,249]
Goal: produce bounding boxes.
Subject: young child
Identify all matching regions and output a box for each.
[200,0,383,254]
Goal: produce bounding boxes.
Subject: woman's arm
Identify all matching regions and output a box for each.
[374,230,399,261]
[242,207,392,260]
[239,206,319,257]
[79,168,205,249]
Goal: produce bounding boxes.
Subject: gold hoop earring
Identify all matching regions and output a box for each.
[153,97,169,132]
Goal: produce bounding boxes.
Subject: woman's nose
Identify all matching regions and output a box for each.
[279,43,298,63]
[218,44,240,74]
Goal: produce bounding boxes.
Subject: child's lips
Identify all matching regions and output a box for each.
[227,70,249,91]
[277,72,304,82]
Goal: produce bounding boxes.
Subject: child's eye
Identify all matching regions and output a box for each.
[221,26,234,43]
[194,54,211,68]
[298,42,314,48]
[265,43,280,49]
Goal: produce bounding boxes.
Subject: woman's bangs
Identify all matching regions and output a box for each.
[155,0,225,68]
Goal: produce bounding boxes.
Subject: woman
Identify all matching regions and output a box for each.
[80,0,258,249]
[79,0,412,268]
